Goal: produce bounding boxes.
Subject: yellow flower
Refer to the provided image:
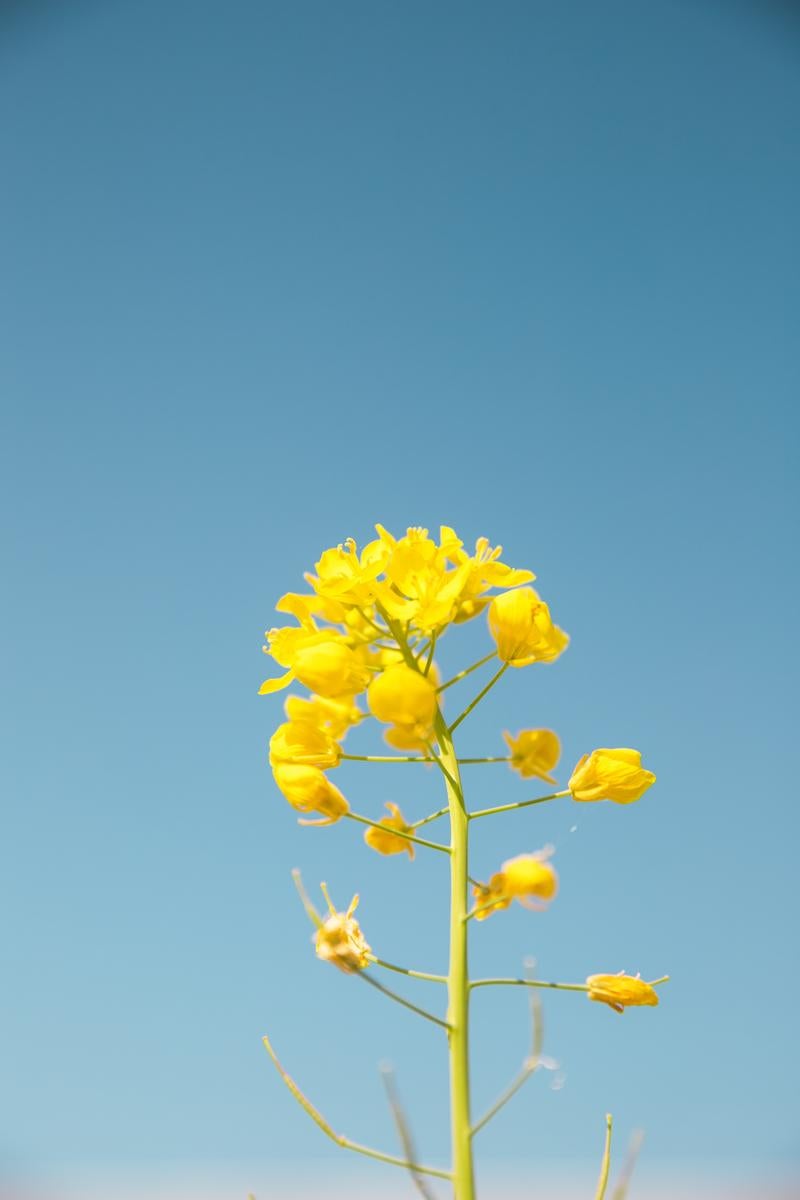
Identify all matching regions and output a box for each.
[442,529,535,623]
[292,639,373,699]
[269,721,341,770]
[367,664,438,741]
[470,878,512,921]
[307,537,389,608]
[284,693,363,739]
[472,848,558,919]
[488,587,569,666]
[314,893,371,973]
[383,723,432,753]
[585,972,661,1014]
[272,763,349,825]
[504,728,560,782]
[568,748,656,804]
[372,525,473,633]
[363,802,416,859]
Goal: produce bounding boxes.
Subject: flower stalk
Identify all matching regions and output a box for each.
[259,523,665,1199]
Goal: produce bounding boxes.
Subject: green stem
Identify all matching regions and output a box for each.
[344,810,451,856]
[435,709,476,1200]
[359,972,451,1030]
[368,956,447,984]
[424,632,437,675]
[437,651,497,693]
[457,756,511,765]
[414,804,450,829]
[469,789,569,821]
[262,1034,452,1181]
[595,1114,614,1200]
[470,977,590,992]
[340,753,433,764]
[449,663,509,733]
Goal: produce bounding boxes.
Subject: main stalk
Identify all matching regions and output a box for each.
[435,710,475,1200]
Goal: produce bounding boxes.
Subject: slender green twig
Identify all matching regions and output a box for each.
[427,742,461,792]
[424,632,437,675]
[368,956,447,984]
[359,972,451,1030]
[470,978,590,993]
[414,804,450,829]
[437,651,497,693]
[262,1034,452,1181]
[469,790,569,820]
[380,1065,439,1200]
[457,756,512,765]
[449,663,509,733]
[471,988,544,1135]
[595,1114,614,1200]
[340,753,433,764]
[344,810,451,855]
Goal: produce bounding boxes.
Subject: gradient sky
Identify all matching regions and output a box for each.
[2,1,798,1195]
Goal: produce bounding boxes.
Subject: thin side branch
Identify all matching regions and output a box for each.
[470,977,589,993]
[449,663,509,732]
[594,1114,614,1200]
[345,810,451,855]
[471,988,545,1135]
[262,1034,452,1181]
[380,1065,439,1200]
[359,971,452,1030]
[368,956,448,984]
[611,1130,645,1200]
[468,790,569,820]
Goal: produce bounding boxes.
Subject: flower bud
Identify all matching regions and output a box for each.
[293,640,372,699]
[272,763,349,824]
[363,803,416,859]
[269,721,341,769]
[488,587,569,666]
[585,972,661,1013]
[568,748,655,804]
[367,664,438,732]
[503,728,560,782]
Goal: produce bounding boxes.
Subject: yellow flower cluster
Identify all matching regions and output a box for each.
[260,525,560,825]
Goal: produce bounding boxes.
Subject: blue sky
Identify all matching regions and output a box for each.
[2,1,798,1194]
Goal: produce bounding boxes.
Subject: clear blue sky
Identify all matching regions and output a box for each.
[2,1,798,1195]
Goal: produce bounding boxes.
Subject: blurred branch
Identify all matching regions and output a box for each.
[380,1063,440,1200]
[262,1034,452,1180]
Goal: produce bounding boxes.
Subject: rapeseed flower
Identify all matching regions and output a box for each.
[504,728,560,782]
[368,664,438,744]
[585,971,661,1014]
[363,802,416,859]
[314,892,371,973]
[269,721,341,770]
[472,848,558,919]
[488,587,569,667]
[272,763,349,825]
[569,748,655,804]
